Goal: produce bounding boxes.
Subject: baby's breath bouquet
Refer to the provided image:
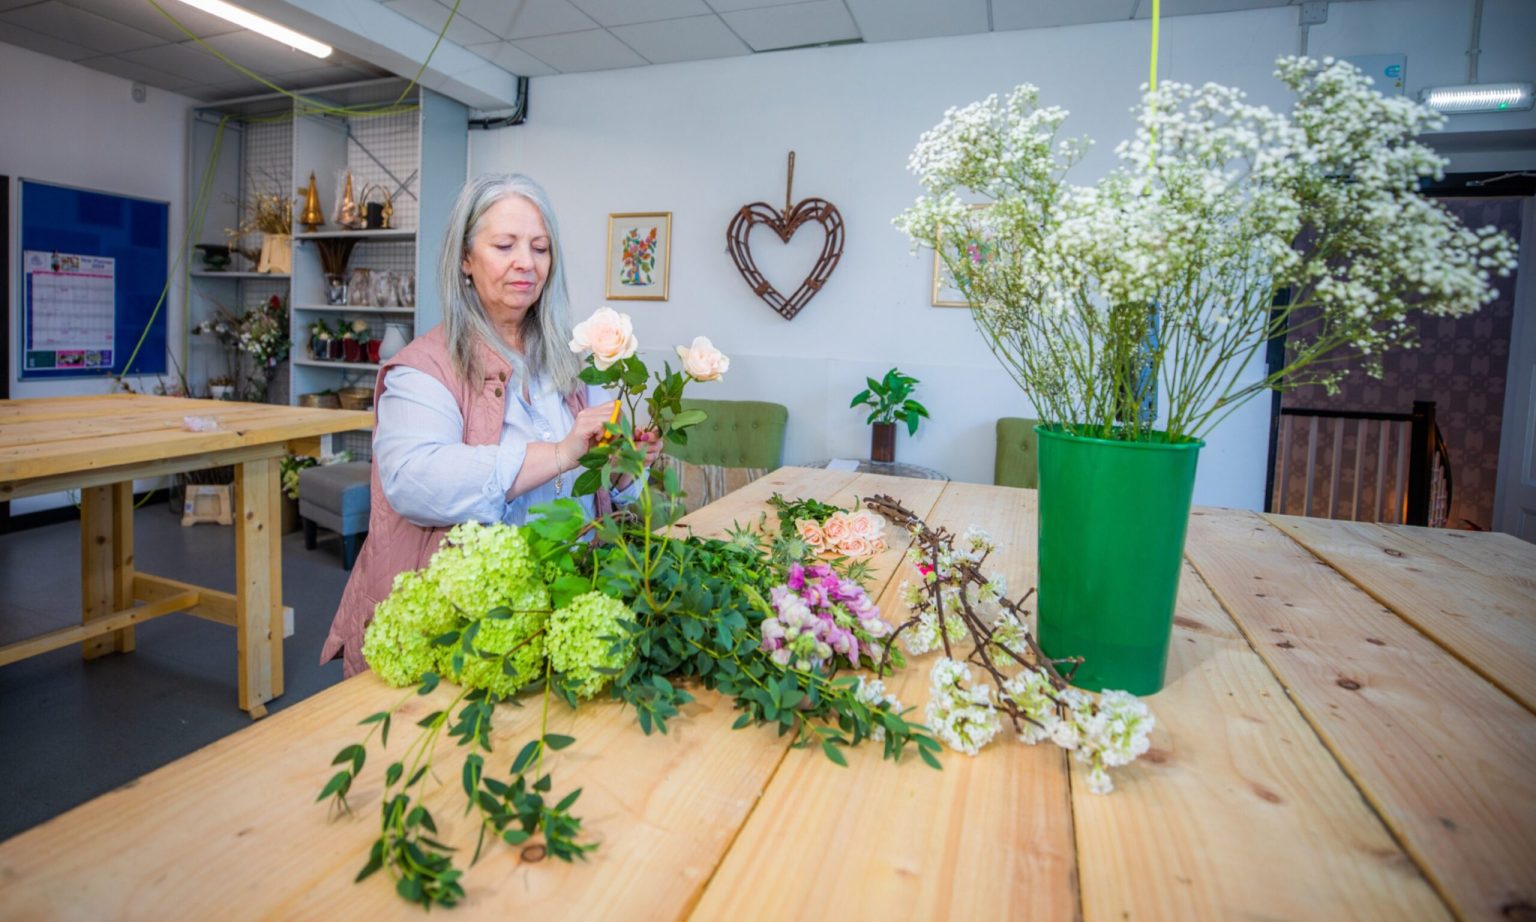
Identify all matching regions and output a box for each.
[895,56,1516,442]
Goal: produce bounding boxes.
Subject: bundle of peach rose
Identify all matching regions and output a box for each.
[795,508,889,560]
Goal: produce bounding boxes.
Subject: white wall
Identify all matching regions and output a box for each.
[2,44,195,513]
[470,0,1530,507]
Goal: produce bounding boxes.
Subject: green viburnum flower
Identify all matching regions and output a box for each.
[363,522,554,693]
[362,570,448,688]
[547,591,636,699]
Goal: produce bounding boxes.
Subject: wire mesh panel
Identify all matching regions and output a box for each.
[236,120,293,270]
[348,111,419,231]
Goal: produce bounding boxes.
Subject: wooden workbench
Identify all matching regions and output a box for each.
[0,394,373,717]
[0,466,1531,919]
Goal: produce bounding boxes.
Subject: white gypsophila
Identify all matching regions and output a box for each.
[894,56,1518,443]
[1001,669,1060,745]
[903,607,968,655]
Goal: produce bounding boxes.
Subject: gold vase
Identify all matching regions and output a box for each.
[299,171,324,232]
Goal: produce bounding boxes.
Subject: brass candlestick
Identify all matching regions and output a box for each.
[336,171,359,230]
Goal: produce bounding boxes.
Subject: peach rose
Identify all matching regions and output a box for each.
[675,336,730,382]
[848,509,885,540]
[837,535,873,558]
[569,306,638,370]
[871,537,888,554]
[821,511,852,544]
[795,518,825,548]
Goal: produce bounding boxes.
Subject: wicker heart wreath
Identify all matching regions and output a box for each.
[725,153,845,321]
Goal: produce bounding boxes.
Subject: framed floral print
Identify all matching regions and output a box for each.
[605,212,672,301]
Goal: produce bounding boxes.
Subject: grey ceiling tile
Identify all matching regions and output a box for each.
[608,14,748,65]
[513,28,647,71]
[0,0,166,54]
[718,0,857,51]
[1133,0,1287,16]
[74,52,199,91]
[992,0,1137,29]
[119,38,246,83]
[383,0,499,46]
[465,39,558,76]
[845,0,987,42]
[202,76,275,101]
[199,29,336,75]
[0,0,46,10]
[0,21,96,60]
[569,0,712,27]
[456,0,597,39]
[62,0,239,44]
[705,0,810,13]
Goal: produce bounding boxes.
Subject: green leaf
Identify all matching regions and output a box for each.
[849,389,871,408]
[417,710,444,728]
[430,630,460,647]
[502,829,531,846]
[821,739,848,767]
[359,711,388,726]
[555,788,583,812]
[385,762,404,787]
[543,733,576,751]
[670,409,707,429]
[317,770,351,802]
[574,467,602,496]
[510,739,541,774]
[418,672,440,695]
[919,746,943,770]
[355,840,385,882]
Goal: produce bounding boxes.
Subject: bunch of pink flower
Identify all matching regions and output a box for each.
[760,562,892,672]
[794,509,888,560]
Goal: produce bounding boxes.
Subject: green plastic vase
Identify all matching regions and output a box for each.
[1035,425,1203,695]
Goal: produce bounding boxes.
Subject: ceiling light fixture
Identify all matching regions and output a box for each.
[1419,82,1533,113]
[171,0,332,58]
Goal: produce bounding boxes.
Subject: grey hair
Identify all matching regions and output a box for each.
[438,173,581,393]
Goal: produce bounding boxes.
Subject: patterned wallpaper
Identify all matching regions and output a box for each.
[1278,196,1524,530]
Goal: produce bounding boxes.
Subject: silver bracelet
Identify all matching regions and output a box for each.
[553,441,565,495]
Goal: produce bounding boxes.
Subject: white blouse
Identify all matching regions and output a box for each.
[373,365,640,528]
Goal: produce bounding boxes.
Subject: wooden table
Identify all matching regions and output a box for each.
[1,467,1531,919]
[0,394,373,717]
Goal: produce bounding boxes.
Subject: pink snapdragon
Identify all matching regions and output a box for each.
[760,562,892,672]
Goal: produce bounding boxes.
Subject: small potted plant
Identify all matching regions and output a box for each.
[850,368,930,463]
[341,320,364,363]
[208,375,235,400]
[309,318,333,361]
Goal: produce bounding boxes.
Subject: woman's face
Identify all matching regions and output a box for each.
[462,194,551,334]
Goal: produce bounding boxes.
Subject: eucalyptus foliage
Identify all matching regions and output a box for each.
[895,56,1517,442]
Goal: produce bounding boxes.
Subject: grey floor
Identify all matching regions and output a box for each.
[0,497,354,843]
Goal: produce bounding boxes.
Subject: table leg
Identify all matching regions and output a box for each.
[79,483,134,659]
[233,457,283,719]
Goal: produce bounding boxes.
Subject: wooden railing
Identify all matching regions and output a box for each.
[1269,400,1452,527]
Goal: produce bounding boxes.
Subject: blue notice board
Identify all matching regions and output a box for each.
[18,179,169,379]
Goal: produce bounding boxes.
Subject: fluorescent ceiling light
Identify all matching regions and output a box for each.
[171,0,332,59]
[1418,82,1533,114]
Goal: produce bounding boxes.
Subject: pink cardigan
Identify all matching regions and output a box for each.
[319,327,597,677]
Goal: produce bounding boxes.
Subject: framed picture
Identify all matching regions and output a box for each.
[931,206,996,307]
[605,212,672,301]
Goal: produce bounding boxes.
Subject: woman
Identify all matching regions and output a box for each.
[321,174,659,676]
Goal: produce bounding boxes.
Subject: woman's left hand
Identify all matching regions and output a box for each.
[634,428,664,468]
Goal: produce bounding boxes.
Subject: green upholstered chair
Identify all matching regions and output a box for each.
[994,417,1041,489]
[662,398,788,513]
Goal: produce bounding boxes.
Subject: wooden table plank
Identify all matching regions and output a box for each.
[693,482,1081,922]
[1374,523,1536,595]
[1186,510,1536,922]
[1265,515,1536,714]
[1073,557,1447,921]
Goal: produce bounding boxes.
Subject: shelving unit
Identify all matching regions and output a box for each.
[185,79,468,428]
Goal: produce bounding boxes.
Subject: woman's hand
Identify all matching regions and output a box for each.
[634,428,665,468]
[559,401,617,464]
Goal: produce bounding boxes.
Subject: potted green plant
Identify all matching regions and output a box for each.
[896,57,1515,694]
[850,368,930,463]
